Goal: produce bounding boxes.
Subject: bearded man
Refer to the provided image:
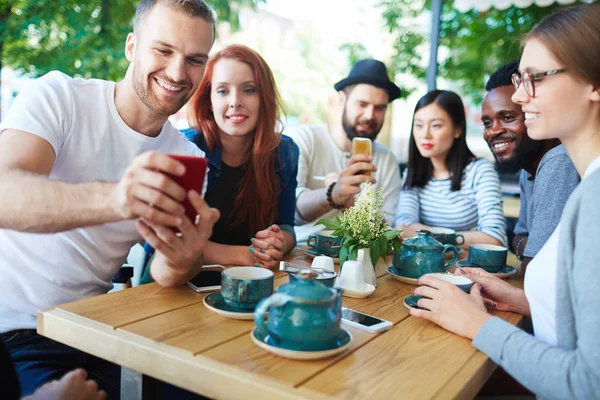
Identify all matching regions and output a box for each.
[481,60,579,272]
[286,59,402,240]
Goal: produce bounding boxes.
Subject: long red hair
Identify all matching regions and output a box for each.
[189,44,284,235]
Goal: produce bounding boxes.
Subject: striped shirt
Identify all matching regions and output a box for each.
[395,158,507,245]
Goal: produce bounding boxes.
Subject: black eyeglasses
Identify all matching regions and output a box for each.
[511,68,567,97]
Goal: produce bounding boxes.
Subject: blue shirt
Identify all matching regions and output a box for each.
[144,130,299,254]
[513,145,579,258]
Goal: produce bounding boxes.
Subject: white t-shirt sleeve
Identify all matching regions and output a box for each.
[0,71,74,158]
[284,125,313,199]
[375,149,402,225]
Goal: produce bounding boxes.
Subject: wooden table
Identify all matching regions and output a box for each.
[37,250,524,400]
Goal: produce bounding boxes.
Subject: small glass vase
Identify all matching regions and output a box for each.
[357,248,377,287]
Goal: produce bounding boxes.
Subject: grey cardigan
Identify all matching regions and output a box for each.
[472,168,600,399]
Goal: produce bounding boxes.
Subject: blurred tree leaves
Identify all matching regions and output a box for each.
[339,42,370,67]
[0,0,263,118]
[379,0,592,102]
[2,0,264,80]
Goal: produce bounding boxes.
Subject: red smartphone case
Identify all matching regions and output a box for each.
[167,154,208,224]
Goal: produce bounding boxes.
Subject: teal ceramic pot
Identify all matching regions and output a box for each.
[392,231,459,279]
[307,230,342,257]
[254,271,342,351]
[468,244,507,272]
[428,227,465,246]
[423,273,473,293]
[221,267,274,310]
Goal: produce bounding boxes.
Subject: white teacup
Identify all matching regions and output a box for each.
[311,256,335,272]
[336,260,365,291]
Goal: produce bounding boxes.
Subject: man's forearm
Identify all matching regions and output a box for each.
[0,169,121,233]
[296,188,332,222]
[151,252,203,287]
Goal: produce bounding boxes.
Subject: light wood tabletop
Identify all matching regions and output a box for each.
[37,250,524,400]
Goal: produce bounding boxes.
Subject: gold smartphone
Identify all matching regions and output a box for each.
[352,137,373,176]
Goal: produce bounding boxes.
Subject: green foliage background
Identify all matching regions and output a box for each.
[1,0,263,80]
[378,0,597,102]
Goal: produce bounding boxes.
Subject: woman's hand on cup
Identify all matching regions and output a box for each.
[456,267,528,315]
[411,276,491,340]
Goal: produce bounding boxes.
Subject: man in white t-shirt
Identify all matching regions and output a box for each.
[286,59,403,241]
[0,0,219,396]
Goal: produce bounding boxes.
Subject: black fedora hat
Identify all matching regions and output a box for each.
[334,59,401,102]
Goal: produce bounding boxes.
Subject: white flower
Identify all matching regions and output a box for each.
[339,182,388,245]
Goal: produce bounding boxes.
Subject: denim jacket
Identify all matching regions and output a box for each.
[182,128,299,245]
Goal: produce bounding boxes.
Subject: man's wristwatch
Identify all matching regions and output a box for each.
[326,182,345,210]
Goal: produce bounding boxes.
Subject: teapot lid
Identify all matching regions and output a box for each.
[403,230,442,248]
[278,270,338,302]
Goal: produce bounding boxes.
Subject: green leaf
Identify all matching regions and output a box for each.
[315,218,340,231]
[384,229,403,241]
[349,245,358,262]
[369,244,381,270]
[339,245,349,268]
[379,235,388,259]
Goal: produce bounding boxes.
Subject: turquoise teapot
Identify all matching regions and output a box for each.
[254,270,342,351]
[392,230,458,279]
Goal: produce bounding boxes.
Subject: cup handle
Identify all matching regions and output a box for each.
[455,234,465,245]
[253,294,293,343]
[307,235,317,248]
[443,244,459,269]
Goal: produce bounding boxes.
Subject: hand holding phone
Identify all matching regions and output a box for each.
[167,155,208,224]
[352,138,373,177]
[341,307,392,333]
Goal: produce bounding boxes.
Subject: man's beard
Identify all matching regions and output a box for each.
[491,134,545,175]
[342,107,382,142]
[132,64,189,117]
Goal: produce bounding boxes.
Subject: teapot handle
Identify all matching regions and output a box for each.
[253,293,293,343]
[443,244,459,269]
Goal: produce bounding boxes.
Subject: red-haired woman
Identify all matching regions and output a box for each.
[184,44,298,268]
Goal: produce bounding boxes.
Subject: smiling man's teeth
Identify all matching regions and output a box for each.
[156,79,182,92]
[493,142,510,150]
[525,112,540,120]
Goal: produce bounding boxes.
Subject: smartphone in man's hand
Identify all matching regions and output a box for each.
[351,138,373,177]
[167,155,208,224]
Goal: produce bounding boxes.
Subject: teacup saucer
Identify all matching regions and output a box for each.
[336,283,376,298]
[386,266,420,285]
[251,327,352,360]
[299,247,340,263]
[203,292,255,320]
[403,295,430,311]
[456,262,518,279]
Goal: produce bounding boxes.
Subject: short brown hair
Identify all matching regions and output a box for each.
[134,0,215,35]
[525,3,600,89]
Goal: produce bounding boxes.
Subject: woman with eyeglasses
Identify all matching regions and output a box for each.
[410,4,600,398]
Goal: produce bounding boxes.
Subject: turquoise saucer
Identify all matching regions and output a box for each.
[203,291,255,320]
[251,327,352,360]
[403,295,430,311]
[386,266,419,285]
[456,261,518,279]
